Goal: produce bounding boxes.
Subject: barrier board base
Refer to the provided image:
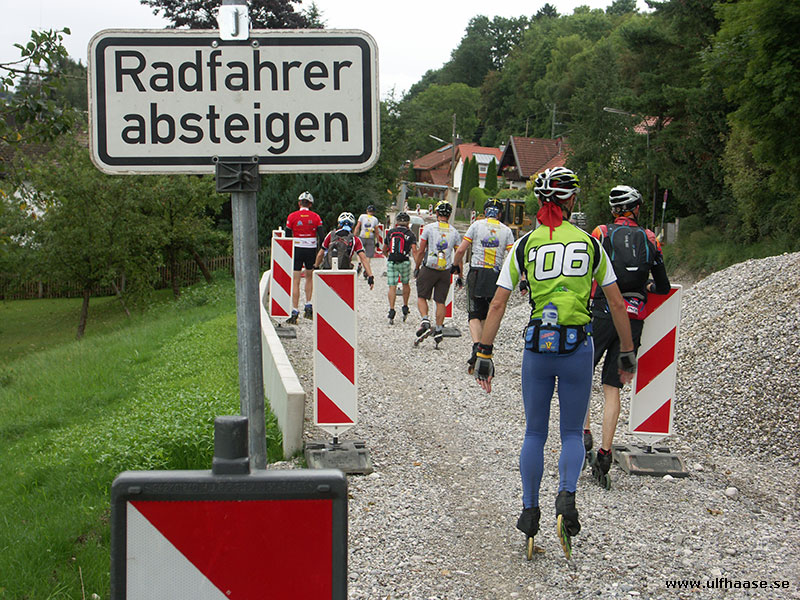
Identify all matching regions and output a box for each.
[613,444,689,478]
[442,326,462,338]
[274,323,297,339]
[305,440,374,475]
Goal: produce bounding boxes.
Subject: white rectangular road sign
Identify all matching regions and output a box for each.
[88,29,379,174]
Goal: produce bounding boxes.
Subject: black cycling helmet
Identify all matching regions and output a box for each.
[366,204,375,212]
[533,167,580,203]
[608,185,642,214]
[435,200,453,217]
[484,198,502,219]
[396,212,410,223]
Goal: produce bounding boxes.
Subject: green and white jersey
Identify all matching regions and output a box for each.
[497,221,616,325]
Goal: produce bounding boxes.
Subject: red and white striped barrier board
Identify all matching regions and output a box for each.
[313,269,358,436]
[273,228,284,238]
[445,273,455,319]
[373,223,385,258]
[269,232,294,318]
[628,285,682,444]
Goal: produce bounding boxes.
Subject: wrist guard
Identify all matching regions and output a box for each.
[475,355,494,381]
[450,264,461,275]
[367,275,374,285]
[520,279,529,293]
[618,350,637,374]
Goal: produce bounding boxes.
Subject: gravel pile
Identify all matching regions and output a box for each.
[675,252,800,464]
[273,253,799,600]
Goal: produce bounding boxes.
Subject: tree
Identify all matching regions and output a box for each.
[0,28,80,145]
[457,158,472,208]
[399,83,480,155]
[143,175,226,298]
[606,0,637,16]
[484,158,499,195]
[706,0,800,240]
[140,0,319,29]
[23,140,157,338]
[535,4,560,20]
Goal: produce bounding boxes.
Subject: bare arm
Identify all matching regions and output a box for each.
[602,282,635,384]
[313,247,325,268]
[476,286,512,393]
[453,238,470,271]
[415,238,428,267]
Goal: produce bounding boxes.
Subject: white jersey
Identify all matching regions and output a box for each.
[462,218,515,271]
[357,214,380,239]
[420,221,462,270]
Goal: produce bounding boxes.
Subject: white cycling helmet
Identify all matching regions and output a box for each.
[298,191,314,204]
[608,185,642,213]
[337,212,356,229]
[533,167,580,202]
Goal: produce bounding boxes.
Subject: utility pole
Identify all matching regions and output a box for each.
[450,112,457,187]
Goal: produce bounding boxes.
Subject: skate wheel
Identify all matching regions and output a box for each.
[526,536,534,561]
[556,514,572,559]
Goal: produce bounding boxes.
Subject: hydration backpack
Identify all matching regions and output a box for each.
[322,230,355,270]
[602,223,652,293]
[387,228,411,261]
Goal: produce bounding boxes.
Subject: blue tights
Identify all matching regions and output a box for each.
[519,340,593,509]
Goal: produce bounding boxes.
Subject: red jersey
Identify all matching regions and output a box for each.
[286,208,323,248]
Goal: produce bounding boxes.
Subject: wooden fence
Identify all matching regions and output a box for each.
[0,248,271,301]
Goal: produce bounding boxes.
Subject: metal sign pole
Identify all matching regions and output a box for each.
[218,159,267,470]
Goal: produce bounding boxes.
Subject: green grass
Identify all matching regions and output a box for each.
[662,225,798,280]
[0,277,283,599]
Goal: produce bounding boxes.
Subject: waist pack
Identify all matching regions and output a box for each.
[524,321,591,355]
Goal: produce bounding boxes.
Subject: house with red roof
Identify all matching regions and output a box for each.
[451,143,504,191]
[497,136,569,189]
[409,143,455,200]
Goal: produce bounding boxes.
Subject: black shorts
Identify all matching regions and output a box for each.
[293,246,317,271]
[416,266,451,304]
[592,315,645,388]
[467,268,499,321]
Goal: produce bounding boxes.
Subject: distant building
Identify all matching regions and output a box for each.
[451,143,504,191]
[497,136,569,189]
[409,143,454,200]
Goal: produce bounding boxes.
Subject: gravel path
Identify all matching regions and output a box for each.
[274,253,800,600]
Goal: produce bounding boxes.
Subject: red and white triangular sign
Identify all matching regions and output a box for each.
[126,499,333,599]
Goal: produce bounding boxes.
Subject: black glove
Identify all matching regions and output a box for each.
[474,343,494,381]
[456,277,464,290]
[367,275,374,286]
[414,266,420,279]
[519,279,529,294]
[450,264,462,275]
[618,350,637,374]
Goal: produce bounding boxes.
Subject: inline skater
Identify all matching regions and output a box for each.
[452,198,515,373]
[354,204,380,276]
[383,212,417,324]
[314,212,375,289]
[414,200,462,348]
[472,167,636,559]
[584,185,671,489]
[284,191,324,323]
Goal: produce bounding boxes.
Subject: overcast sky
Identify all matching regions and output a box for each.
[1,0,649,98]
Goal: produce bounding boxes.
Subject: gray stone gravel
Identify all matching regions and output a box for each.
[273,252,800,600]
